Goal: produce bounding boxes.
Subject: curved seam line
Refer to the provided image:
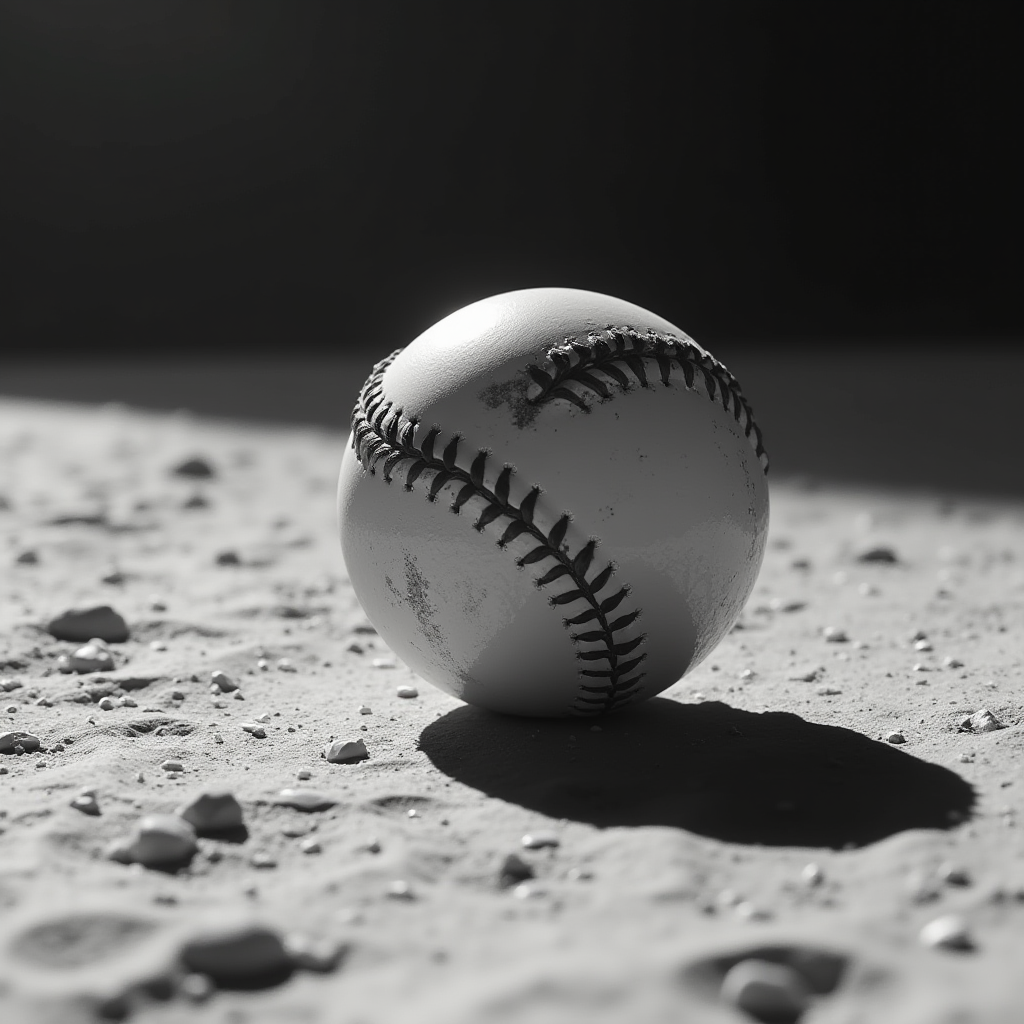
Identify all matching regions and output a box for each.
[350,351,648,716]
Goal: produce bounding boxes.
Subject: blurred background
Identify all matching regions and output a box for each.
[1,1,1021,495]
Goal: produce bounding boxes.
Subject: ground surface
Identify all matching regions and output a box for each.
[0,394,1022,1023]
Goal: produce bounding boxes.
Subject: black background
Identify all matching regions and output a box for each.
[2,0,1021,358]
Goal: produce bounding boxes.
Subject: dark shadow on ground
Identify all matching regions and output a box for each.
[418,699,976,848]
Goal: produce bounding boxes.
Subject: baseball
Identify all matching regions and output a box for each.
[338,288,769,717]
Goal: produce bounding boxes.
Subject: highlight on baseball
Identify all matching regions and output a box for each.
[338,287,769,717]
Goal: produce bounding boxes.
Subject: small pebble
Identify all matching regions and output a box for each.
[241,723,267,739]
[70,790,101,815]
[372,658,396,669]
[720,959,810,1020]
[297,769,313,780]
[215,549,241,566]
[396,685,419,699]
[69,641,115,673]
[387,879,415,900]
[914,639,933,652]
[499,853,535,887]
[300,838,322,855]
[359,705,373,715]
[273,788,336,812]
[1,679,22,692]
[118,696,137,708]
[919,914,974,951]
[177,790,245,832]
[855,544,899,564]
[789,667,820,682]
[822,626,848,642]
[939,863,971,886]
[521,830,560,850]
[4,706,16,715]
[172,455,216,479]
[179,973,214,1003]
[251,851,277,869]
[283,933,342,972]
[15,549,39,564]
[885,731,906,745]
[98,697,115,711]
[210,670,238,693]
[801,863,824,886]
[324,738,369,763]
[255,712,271,724]
[149,640,168,652]
[107,814,198,868]
[815,685,842,696]
[257,658,269,670]
[160,759,184,772]
[277,658,296,672]
[738,669,755,680]
[858,582,880,596]
[943,656,964,668]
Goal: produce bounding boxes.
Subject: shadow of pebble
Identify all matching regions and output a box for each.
[418,699,976,848]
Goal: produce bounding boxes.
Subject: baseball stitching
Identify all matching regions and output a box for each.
[526,326,769,473]
[349,327,768,716]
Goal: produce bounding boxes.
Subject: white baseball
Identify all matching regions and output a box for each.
[338,288,769,717]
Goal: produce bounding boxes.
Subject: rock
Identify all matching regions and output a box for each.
[964,708,1004,733]
[885,731,906,744]
[396,685,419,698]
[499,853,535,887]
[283,933,345,972]
[720,958,811,1021]
[47,606,130,643]
[178,923,292,987]
[177,790,245,833]
[215,549,241,566]
[521,831,560,850]
[71,791,101,815]
[172,456,216,479]
[69,640,116,673]
[160,760,184,773]
[109,814,198,869]
[0,731,41,754]
[324,738,368,763]
[210,670,238,693]
[919,914,974,951]
[273,788,337,811]
[855,544,899,564]
[15,549,39,564]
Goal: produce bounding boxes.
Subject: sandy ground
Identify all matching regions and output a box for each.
[1,393,1022,1023]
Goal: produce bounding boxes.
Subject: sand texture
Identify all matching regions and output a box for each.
[1,397,1023,1023]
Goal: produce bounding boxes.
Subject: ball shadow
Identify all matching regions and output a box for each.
[418,699,976,848]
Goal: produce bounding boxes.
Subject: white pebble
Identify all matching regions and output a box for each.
[372,657,396,669]
[387,879,415,900]
[396,685,419,699]
[914,639,933,652]
[919,914,974,950]
[822,626,848,642]
[276,658,296,672]
[240,723,266,738]
[943,656,964,668]
[108,814,198,868]
[257,659,269,670]
[149,641,168,652]
[255,712,271,723]
[801,863,824,886]
[521,830,560,850]
[720,959,810,1020]
[118,696,137,707]
[160,759,184,772]
[324,737,368,763]
[98,697,115,711]
[300,838,322,855]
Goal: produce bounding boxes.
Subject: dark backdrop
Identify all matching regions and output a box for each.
[1,0,1020,358]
